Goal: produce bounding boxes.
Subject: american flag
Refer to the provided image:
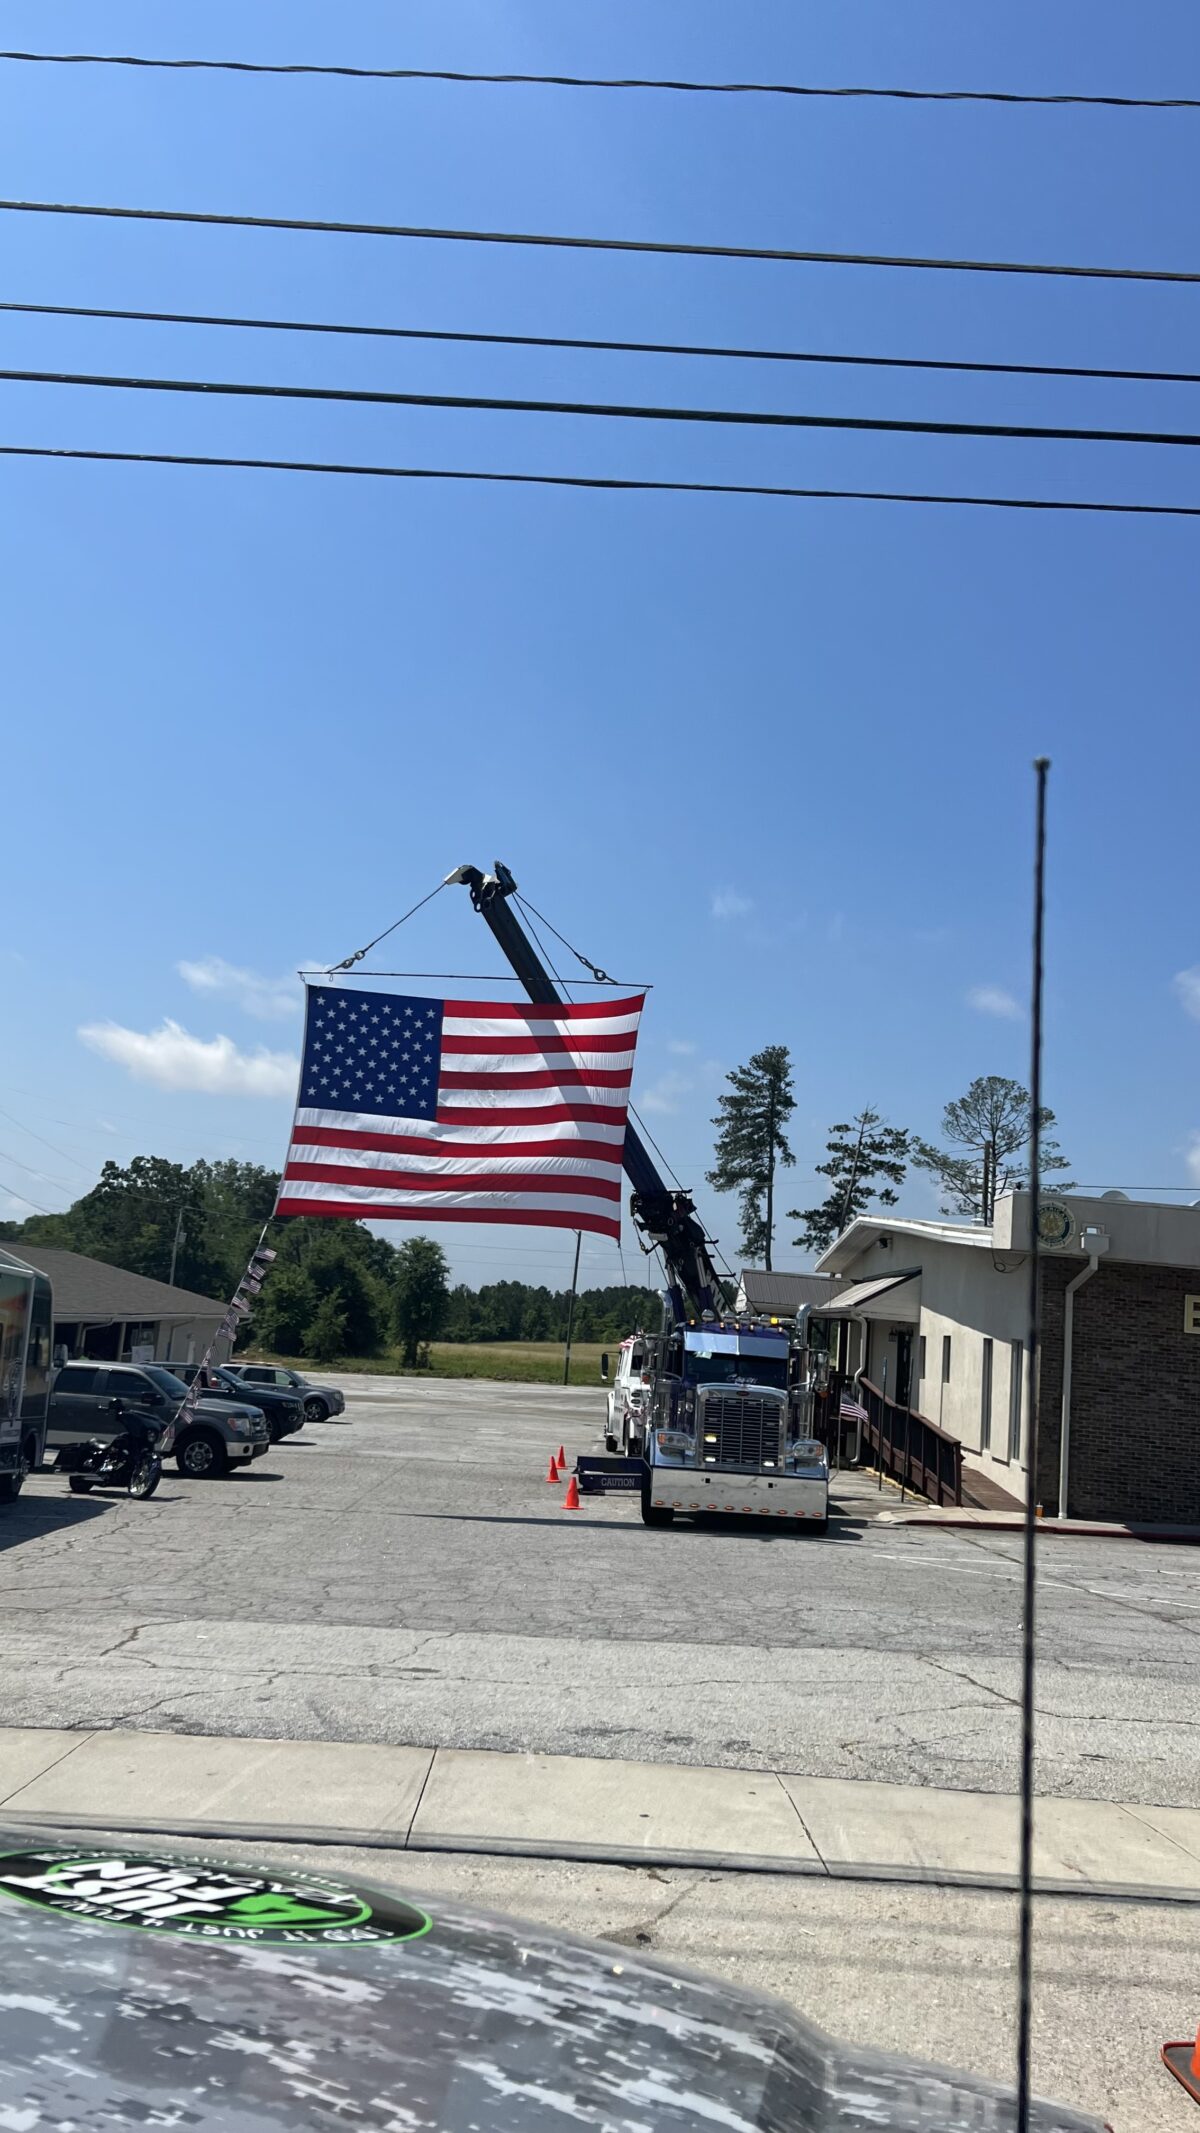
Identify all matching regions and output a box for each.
[275,984,645,1240]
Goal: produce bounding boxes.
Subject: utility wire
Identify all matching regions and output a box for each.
[14,362,1200,450]
[0,1173,55,1215]
[9,297,1200,391]
[6,445,1199,517]
[4,51,1199,108]
[3,197,1198,286]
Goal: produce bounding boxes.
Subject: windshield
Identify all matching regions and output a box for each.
[684,1352,787,1390]
[142,1366,189,1398]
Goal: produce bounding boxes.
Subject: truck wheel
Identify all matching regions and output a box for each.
[176,1430,228,1479]
[304,1396,329,1425]
[640,1468,674,1528]
[604,1431,618,1454]
[68,1475,94,1495]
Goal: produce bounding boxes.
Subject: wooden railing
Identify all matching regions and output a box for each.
[857,1377,963,1507]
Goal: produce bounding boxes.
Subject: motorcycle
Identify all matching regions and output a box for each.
[54,1399,172,1500]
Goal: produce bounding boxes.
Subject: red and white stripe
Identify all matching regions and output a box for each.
[276,992,644,1239]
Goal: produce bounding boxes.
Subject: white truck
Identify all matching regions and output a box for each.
[0,1247,54,1502]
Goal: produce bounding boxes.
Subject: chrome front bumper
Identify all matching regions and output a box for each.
[650,1467,829,1518]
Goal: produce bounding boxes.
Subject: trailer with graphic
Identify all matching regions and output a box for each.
[0,1248,53,1501]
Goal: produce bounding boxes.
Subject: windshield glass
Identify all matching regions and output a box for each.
[684,1352,787,1390]
[143,1366,188,1398]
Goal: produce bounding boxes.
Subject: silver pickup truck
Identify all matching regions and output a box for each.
[48,1361,269,1478]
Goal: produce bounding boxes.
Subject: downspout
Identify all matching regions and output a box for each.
[848,1313,870,1464]
[1058,1250,1101,1519]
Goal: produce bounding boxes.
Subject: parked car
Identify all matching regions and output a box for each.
[169,1362,305,1444]
[48,1362,269,1478]
[223,1362,346,1425]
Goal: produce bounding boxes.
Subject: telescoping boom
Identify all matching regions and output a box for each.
[448,862,831,1533]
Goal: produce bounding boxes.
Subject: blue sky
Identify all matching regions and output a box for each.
[4,0,1200,1294]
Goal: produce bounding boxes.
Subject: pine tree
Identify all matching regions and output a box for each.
[790,1109,910,1255]
[706,1046,796,1270]
[911,1076,1072,1219]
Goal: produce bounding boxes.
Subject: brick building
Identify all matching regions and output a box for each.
[813,1193,1200,1524]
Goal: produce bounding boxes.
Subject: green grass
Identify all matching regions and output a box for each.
[243,1340,610,1389]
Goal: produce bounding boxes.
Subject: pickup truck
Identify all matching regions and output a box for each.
[49,1362,269,1478]
[222,1362,346,1425]
[169,1363,305,1444]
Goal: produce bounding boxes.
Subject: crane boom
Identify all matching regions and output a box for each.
[447,862,723,1322]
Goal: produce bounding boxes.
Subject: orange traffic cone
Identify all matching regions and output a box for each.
[1162,2023,1200,2103]
[556,1444,566,1469]
[562,1473,581,1510]
[545,1454,560,1483]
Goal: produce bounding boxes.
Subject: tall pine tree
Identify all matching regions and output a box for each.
[790,1109,909,1256]
[707,1046,795,1270]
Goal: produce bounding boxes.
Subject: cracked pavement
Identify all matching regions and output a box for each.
[4,1374,1198,1804]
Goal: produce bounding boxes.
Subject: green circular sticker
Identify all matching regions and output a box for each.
[0,1847,432,1946]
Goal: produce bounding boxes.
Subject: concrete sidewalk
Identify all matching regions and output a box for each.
[878,1506,1200,1542]
[2,1725,1199,1901]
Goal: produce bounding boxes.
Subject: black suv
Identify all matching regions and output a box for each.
[171,1363,305,1444]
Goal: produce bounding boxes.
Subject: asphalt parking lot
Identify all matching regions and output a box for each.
[3,1374,1198,1804]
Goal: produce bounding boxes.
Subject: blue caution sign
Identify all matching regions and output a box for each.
[575,1456,644,1494]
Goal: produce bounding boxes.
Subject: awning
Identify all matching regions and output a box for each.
[819,1269,921,1316]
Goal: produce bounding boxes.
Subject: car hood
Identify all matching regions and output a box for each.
[0,1831,1103,2132]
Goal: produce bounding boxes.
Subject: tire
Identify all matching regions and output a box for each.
[128,1454,161,1499]
[604,1432,618,1455]
[176,1430,228,1479]
[304,1396,329,1425]
[640,1465,674,1528]
[68,1474,94,1495]
[0,1437,34,1501]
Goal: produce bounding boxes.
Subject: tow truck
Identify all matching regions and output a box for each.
[450,862,830,1531]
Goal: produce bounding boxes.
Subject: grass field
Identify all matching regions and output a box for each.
[247,1341,611,1389]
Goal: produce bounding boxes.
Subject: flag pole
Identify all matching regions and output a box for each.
[562,1231,582,1387]
[1016,757,1050,2133]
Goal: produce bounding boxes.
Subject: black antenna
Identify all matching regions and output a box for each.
[1016,759,1050,2132]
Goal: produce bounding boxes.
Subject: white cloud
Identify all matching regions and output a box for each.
[177,955,302,1020]
[966,984,1023,1022]
[79,1018,298,1098]
[667,1039,698,1056]
[637,1070,694,1116]
[711,888,753,921]
[1173,966,1200,1021]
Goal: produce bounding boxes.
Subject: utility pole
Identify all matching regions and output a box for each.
[168,1207,185,1287]
[562,1231,582,1387]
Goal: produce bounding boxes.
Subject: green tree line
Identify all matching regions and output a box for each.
[0,1156,659,1363]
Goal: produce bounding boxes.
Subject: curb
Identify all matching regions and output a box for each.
[6,1808,1200,1909]
[880,1513,1200,1543]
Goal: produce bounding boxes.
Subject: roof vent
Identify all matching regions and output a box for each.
[1100,1190,1130,1201]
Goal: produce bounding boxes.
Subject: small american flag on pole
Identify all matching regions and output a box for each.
[276,984,645,1240]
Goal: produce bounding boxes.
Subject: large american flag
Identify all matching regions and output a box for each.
[275,984,645,1240]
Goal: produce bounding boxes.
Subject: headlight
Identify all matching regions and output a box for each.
[227,1415,252,1434]
[656,1429,691,1453]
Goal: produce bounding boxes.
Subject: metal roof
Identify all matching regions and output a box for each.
[737,1270,852,1314]
[4,1245,227,1321]
[818,1270,921,1314]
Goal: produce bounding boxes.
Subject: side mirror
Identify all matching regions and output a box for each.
[600,1351,610,1382]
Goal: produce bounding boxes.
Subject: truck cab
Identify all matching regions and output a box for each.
[640,1319,829,1529]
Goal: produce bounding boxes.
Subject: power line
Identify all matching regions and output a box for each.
[3,196,1197,286]
[9,297,1200,391]
[12,362,1200,450]
[0,1173,55,1215]
[4,51,1198,109]
[6,444,1199,516]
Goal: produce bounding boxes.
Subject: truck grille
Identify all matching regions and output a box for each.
[699,1392,783,1469]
